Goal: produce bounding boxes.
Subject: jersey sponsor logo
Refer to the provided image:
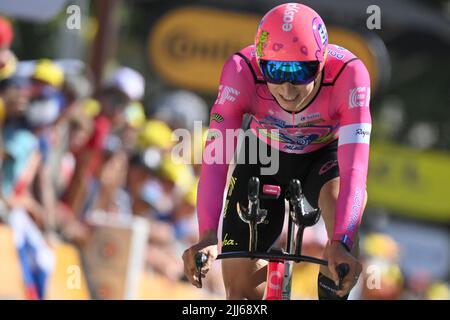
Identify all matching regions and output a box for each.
[282,3,300,32]
[319,159,338,175]
[223,199,229,218]
[338,123,371,146]
[206,129,221,141]
[300,112,321,122]
[328,49,345,60]
[215,85,240,105]
[349,87,370,108]
[257,129,282,142]
[299,119,326,128]
[282,134,318,150]
[223,177,237,219]
[227,176,237,197]
[356,128,370,139]
[210,113,224,123]
[222,233,238,246]
[347,187,363,232]
[260,115,287,128]
[254,115,338,150]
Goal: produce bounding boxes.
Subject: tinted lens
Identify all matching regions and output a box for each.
[259,60,319,85]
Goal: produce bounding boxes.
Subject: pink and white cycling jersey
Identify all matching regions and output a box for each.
[198,44,372,249]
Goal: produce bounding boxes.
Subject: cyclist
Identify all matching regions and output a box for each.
[183,3,371,300]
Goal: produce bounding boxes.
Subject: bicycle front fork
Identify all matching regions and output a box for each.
[264,259,286,300]
[263,246,294,300]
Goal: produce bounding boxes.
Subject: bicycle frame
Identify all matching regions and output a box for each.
[217,177,326,300]
[196,177,348,300]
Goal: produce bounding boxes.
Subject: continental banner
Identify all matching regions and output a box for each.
[367,142,450,223]
[148,6,379,94]
[148,7,260,93]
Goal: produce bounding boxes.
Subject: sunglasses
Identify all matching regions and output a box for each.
[259,60,320,85]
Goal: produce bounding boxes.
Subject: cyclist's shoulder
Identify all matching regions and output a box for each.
[323,44,366,84]
[234,44,258,66]
[222,45,264,83]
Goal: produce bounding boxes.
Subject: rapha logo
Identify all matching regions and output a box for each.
[215,85,240,105]
[355,128,370,139]
[349,87,370,108]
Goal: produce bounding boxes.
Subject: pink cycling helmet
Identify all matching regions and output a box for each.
[255,3,328,71]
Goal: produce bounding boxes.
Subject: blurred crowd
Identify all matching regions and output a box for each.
[0,15,224,299]
[0,15,448,300]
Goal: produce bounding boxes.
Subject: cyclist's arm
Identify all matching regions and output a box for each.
[197,54,252,238]
[332,59,372,250]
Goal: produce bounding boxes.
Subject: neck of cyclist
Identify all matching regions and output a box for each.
[268,71,322,113]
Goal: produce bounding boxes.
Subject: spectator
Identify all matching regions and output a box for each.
[0,76,30,128]
[47,62,94,198]
[360,233,404,300]
[153,90,208,131]
[0,16,16,82]
[63,66,145,216]
[136,119,175,152]
[25,60,65,233]
[122,101,146,152]
[425,282,450,300]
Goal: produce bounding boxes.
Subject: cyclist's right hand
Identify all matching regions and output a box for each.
[182,231,218,288]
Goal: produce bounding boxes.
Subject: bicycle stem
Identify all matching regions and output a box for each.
[249,221,258,252]
[295,225,305,256]
[286,213,295,254]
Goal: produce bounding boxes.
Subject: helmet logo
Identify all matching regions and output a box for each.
[282,3,300,32]
[312,17,328,62]
[317,23,327,45]
[256,31,269,57]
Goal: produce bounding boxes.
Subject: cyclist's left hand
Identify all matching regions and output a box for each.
[325,240,362,297]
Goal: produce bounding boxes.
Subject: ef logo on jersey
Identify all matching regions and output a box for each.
[349,87,370,108]
[215,85,240,105]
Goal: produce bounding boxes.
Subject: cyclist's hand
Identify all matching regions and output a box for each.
[182,231,218,288]
[326,240,362,297]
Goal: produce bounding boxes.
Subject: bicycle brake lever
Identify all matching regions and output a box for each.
[336,263,350,290]
[248,177,259,202]
[195,252,208,288]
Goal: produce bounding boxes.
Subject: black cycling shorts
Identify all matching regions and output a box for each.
[221,136,339,253]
